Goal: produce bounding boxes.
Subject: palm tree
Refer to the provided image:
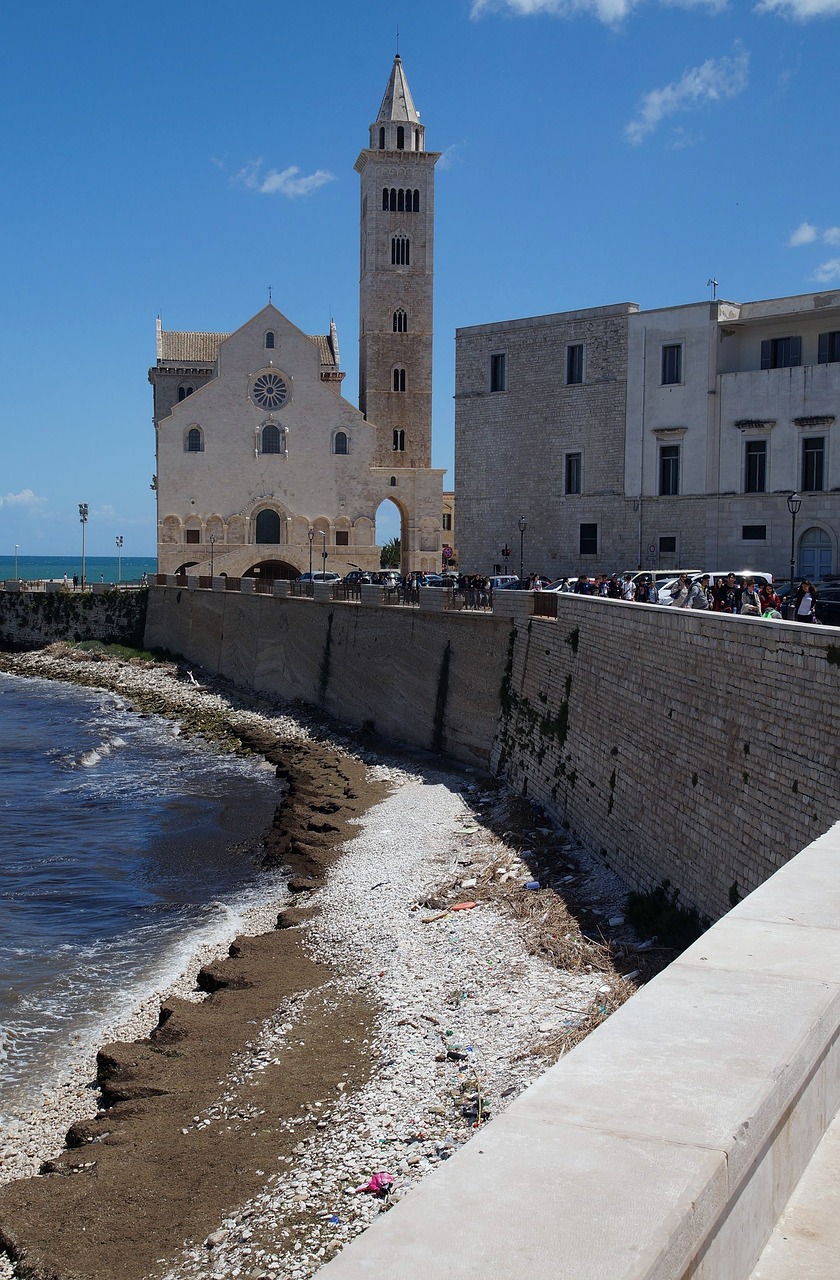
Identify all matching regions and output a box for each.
[381,536,401,569]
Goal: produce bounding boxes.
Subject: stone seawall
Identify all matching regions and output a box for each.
[143,586,510,769]
[144,585,840,922]
[0,588,148,651]
[494,594,840,921]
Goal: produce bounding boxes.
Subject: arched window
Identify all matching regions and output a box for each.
[382,187,389,211]
[414,129,420,152]
[265,331,275,349]
[393,308,407,333]
[379,126,385,149]
[178,384,194,402]
[392,429,405,452]
[389,188,396,211]
[185,427,203,453]
[334,431,348,455]
[413,189,420,212]
[390,476,397,487]
[391,235,410,266]
[396,125,404,150]
[261,423,283,454]
[255,509,281,544]
[398,189,405,212]
[392,367,406,393]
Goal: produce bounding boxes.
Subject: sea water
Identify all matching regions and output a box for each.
[0,671,285,1126]
[0,555,157,585]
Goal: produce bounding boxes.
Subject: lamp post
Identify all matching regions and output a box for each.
[787,491,802,614]
[78,503,88,589]
[209,533,216,578]
[321,530,328,575]
[115,535,123,584]
[517,516,527,582]
[14,544,18,580]
[308,526,314,578]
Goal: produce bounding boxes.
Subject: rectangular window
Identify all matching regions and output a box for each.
[185,530,200,544]
[566,344,584,385]
[335,531,350,546]
[442,513,452,531]
[744,440,767,493]
[818,331,840,364]
[760,336,802,369]
[579,523,598,556]
[564,452,582,495]
[659,536,677,556]
[661,344,683,385]
[742,525,767,541]
[802,436,825,491]
[659,444,680,496]
[490,353,507,393]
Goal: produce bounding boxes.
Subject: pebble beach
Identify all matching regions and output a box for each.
[0,646,646,1280]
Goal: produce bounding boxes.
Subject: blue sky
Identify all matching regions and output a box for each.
[1,0,838,556]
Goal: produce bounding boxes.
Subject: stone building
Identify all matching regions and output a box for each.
[456,289,840,580]
[149,55,444,580]
[455,304,639,577]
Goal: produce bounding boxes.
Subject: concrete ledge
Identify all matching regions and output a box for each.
[417,586,447,612]
[318,822,840,1280]
[313,581,334,603]
[491,589,534,619]
[239,576,255,594]
[273,580,290,598]
[211,577,225,592]
[360,584,385,607]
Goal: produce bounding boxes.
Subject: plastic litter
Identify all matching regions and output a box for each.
[524,880,541,891]
[354,1172,395,1196]
[450,901,477,912]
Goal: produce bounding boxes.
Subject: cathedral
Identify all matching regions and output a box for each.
[149,56,445,579]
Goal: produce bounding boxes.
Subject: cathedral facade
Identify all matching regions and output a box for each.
[150,56,445,580]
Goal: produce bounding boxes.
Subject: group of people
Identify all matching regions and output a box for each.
[664,573,784,616]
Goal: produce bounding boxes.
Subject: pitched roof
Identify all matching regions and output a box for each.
[376,54,420,124]
[156,327,339,369]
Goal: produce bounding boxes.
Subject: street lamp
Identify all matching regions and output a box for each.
[787,491,802,611]
[209,533,216,578]
[308,526,314,578]
[321,530,328,575]
[517,515,527,582]
[78,503,88,589]
[14,544,18,580]
[115,535,123,584]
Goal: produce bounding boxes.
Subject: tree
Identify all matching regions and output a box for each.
[381,536,401,569]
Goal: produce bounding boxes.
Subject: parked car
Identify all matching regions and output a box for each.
[342,570,372,585]
[488,574,519,590]
[816,586,840,626]
[296,571,342,583]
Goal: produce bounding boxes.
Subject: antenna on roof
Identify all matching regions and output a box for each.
[396,27,399,55]
[268,285,272,303]
[707,277,718,300]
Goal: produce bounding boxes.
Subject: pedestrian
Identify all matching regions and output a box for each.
[686,574,711,609]
[740,578,762,616]
[670,573,690,607]
[73,573,78,590]
[621,572,636,602]
[759,582,781,618]
[794,580,817,623]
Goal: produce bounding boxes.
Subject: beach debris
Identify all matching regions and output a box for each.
[524,880,541,891]
[353,1171,394,1196]
[450,901,477,912]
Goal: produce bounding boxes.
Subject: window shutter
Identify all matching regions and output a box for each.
[818,332,829,364]
[791,336,802,367]
[760,339,771,370]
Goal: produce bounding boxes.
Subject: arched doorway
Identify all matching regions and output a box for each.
[254,509,282,544]
[243,559,298,581]
[799,527,833,581]
[375,497,405,573]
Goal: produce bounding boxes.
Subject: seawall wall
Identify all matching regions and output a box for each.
[144,585,840,922]
[0,588,148,651]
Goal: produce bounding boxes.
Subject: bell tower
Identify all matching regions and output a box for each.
[355,55,440,468]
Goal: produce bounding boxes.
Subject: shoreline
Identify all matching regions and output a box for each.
[0,645,653,1280]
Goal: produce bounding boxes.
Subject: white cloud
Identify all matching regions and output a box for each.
[811,257,840,283]
[625,46,749,144]
[437,142,465,172]
[233,160,335,198]
[0,489,47,509]
[789,221,818,245]
[755,0,840,18]
[471,0,725,23]
[824,226,840,245]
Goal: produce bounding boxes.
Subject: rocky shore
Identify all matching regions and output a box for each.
[0,645,655,1280]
